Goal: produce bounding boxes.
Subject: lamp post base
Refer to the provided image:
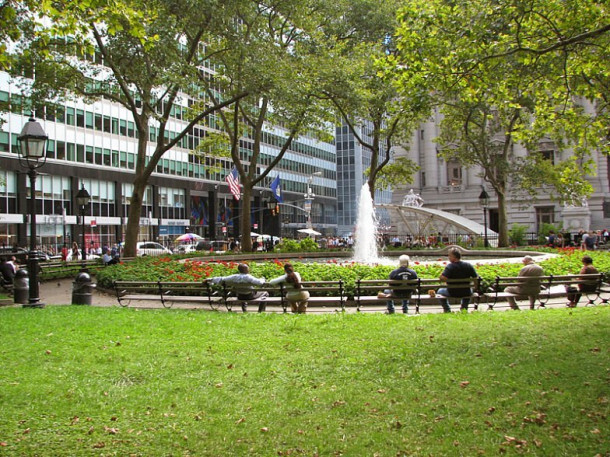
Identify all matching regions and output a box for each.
[23,301,45,309]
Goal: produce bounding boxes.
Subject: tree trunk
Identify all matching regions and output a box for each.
[496,189,510,247]
[240,185,253,252]
[123,177,147,257]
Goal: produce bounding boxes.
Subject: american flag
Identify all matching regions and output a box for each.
[226,166,241,200]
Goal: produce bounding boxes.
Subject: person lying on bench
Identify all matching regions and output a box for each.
[209,263,268,312]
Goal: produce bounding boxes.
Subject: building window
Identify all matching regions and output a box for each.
[540,149,555,164]
[536,206,555,230]
[447,160,462,186]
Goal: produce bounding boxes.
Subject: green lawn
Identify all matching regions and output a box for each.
[1,306,608,456]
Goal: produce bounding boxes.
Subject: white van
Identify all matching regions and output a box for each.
[136,242,173,257]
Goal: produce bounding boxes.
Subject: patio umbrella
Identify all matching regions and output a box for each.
[175,233,203,242]
[297,228,322,236]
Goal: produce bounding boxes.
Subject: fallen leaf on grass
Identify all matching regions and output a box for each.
[260,427,269,432]
[92,442,105,449]
[503,435,527,447]
[235,417,245,424]
[104,426,119,435]
[460,381,470,388]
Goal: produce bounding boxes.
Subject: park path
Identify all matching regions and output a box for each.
[29,278,609,315]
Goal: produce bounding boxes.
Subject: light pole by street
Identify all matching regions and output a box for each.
[266,197,278,239]
[76,185,91,261]
[17,117,48,308]
[304,171,322,229]
[478,188,490,248]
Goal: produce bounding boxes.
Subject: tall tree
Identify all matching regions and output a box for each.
[391,0,608,246]
[11,0,255,256]
[319,0,422,201]
[204,0,337,252]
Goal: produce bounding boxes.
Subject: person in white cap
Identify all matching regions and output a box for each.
[504,256,544,310]
[385,255,418,314]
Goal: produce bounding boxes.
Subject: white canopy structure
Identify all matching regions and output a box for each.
[376,203,497,241]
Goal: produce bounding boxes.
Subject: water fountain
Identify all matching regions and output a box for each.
[352,183,383,263]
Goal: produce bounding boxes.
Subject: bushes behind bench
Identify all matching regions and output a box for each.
[96,250,610,297]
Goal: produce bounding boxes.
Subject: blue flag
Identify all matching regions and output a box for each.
[270,175,283,203]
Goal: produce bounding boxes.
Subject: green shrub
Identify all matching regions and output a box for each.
[538,222,562,244]
[277,239,301,252]
[508,223,528,246]
[95,250,610,294]
[299,237,318,251]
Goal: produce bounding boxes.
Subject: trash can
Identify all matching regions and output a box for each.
[13,269,29,305]
[72,271,95,305]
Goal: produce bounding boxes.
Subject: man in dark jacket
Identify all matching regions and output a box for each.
[385,255,418,314]
[437,248,478,312]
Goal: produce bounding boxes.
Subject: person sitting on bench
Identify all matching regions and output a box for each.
[209,263,268,312]
[565,255,599,308]
[437,248,478,313]
[504,255,544,310]
[0,257,15,292]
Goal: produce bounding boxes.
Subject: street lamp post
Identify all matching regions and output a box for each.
[478,188,490,248]
[76,185,91,261]
[304,171,322,229]
[266,198,279,239]
[17,117,48,308]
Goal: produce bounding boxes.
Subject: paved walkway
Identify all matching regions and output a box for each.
[20,278,606,315]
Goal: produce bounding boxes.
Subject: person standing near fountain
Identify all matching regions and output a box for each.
[437,248,478,312]
[384,255,418,314]
[269,263,310,314]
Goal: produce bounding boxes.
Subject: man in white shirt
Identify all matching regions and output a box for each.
[209,263,268,312]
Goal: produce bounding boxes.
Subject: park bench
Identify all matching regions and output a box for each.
[355,277,482,313]
[220,280,346,313]
[1,277,13,295]
[484,274,606,309]
[41,259,104,280]
[114,280,222,309]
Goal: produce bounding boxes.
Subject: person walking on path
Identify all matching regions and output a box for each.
[269,263,310,313]
[504,255,544,310]
[437,248,478,312]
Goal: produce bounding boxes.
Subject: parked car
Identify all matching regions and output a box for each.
[195,240,230,252]
[136,242,173,257]
[175,244,198,254]
[0,248,50,262]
